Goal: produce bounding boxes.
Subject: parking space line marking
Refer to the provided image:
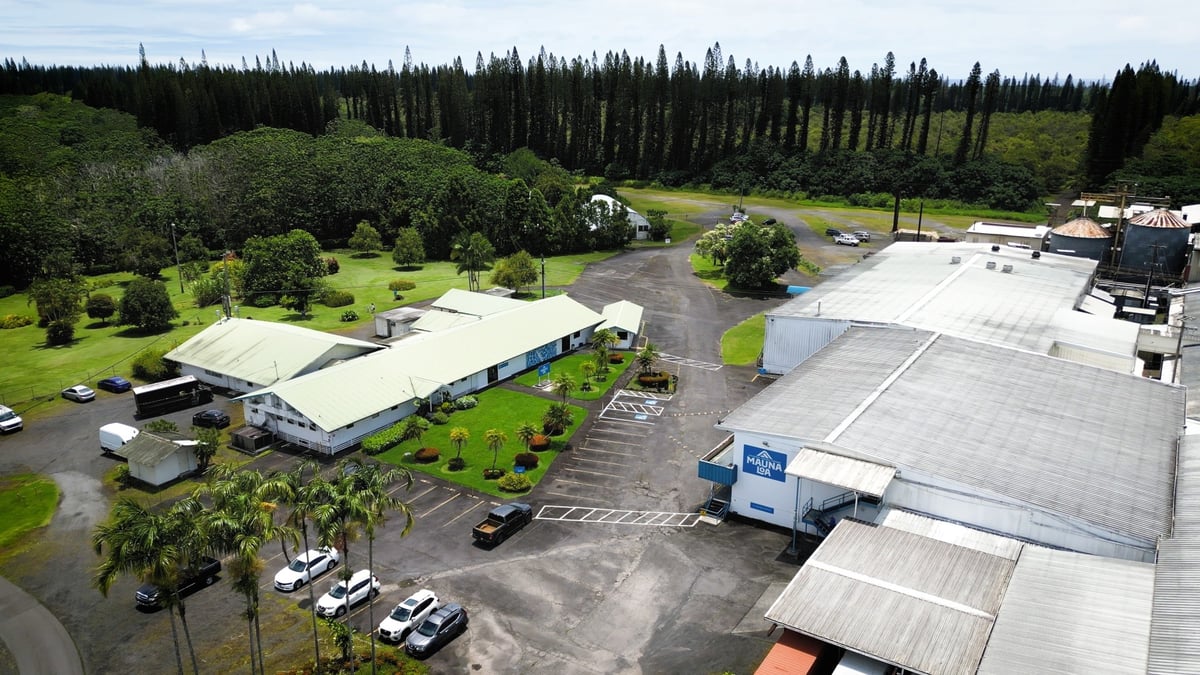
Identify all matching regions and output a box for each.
[583,437,642,446]
[552,478,612,489]
[587,427,646,437]
[542,491,608,503]
[404,485,439,502]
[571,456,626,468]
[658,353,722,371]
[442,501,488,527]
[575,446,639,458]
[563,466,623,479]
[420,493,460,517]
[597,411,655,425]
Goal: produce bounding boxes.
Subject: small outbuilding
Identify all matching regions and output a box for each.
[373,307,425,338]
[122,433,198,487]
[598,300,645,349]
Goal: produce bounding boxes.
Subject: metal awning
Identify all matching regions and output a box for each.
[785,447,895,498]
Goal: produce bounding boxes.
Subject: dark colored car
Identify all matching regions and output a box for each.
[762,218,777,225]
[97,376,133,393]
[192,409,231,429]
[135,556,221,608]
[405,603,469,657]
[825,227,842,236]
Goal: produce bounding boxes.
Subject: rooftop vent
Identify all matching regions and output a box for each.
[950,256,961,265]
[986,261,997,270]
[1031,251,1041,259]
[991,245,1001,252]
[1002,264,1014,273]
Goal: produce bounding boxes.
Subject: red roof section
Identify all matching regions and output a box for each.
[755,629,824,675]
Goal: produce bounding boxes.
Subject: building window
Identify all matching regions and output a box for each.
[618,331,628,340]
[205,369,221,377]
[250,408,258,414]
[574,331,581,338]
[345,423,354,430]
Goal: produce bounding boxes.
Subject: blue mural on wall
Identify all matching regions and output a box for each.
[525,342,558,369]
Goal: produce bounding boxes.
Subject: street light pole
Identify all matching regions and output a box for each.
[541,256,546,299]
[170,223,184,293]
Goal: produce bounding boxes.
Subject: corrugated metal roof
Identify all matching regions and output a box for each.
[764,243,1136,367]
[876,509,1024,560]
[721,328,1183,543]
[966,222,1051,238]
[978,547,1154,674]
[1053,217,1111,238]
[1147,434,1200,674]
[1129,208,1189,229]
[165,317,382,385]
[256,294,604,431]
[765,520,1012,675]
[785,448,895,498]
[599,300,644,333]
[411,310,482,333]
[430,287,526,315]
[122,433,184,466]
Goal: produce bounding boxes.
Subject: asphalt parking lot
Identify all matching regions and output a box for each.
[0,211,809,674]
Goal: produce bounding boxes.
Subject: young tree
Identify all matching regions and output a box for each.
[391,227,426,268]
[550,372,576,404]
[636,342,661,375]
[278,462,333,667]
[401,415,431,449]
[484,428,508,472]
[591,328,618,375]
[542,403,574,436]
[489,250,540,294]
[580,361,597,390]
[515,422,538,452]
[451,231,496,292]
[347,221,383,257]
[86,293,117,325]
[192,426,220,474]
[119,277,179,332]
[449,426,470,469]
[350,461,413,670]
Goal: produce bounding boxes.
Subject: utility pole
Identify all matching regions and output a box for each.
[541,256,546,299]
[170,223,184,293]
[222,251,232,318]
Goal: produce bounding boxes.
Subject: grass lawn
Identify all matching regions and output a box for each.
[0,249,621,411]
[722,313,766,366]
[0,474,59,550]
[511,351,632,401]
[689,252,730,291]
[377,388,587,498]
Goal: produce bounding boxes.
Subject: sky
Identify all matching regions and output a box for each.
[3,0,1197,82]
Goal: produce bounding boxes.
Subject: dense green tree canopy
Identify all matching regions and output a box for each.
[118,277,178,332]
[242,229,327,307]
[391,227,425,268]
[723,221,803,289]
[490,250,540,294]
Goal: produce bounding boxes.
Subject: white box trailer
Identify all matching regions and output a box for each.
[99,422,140,457]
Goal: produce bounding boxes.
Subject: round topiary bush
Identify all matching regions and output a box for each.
[414,447,440,463]
[609,353,625,364]
[529,434,551,452]
[447,457,465,471]
[429,411,449,425]
[483,468,506,480]
[498,472,532,493]
[514,452,539,469]
[454,395,478,410]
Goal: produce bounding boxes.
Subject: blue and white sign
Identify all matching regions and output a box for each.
[743,445,787,482]
[749,502,775,514]
[538,363,551,377]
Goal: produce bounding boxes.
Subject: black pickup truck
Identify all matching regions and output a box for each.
[135,556,221,608]
[472,503,532,545]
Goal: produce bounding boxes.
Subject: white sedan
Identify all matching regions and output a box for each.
[274,547,340,592]
[61,385,96,403]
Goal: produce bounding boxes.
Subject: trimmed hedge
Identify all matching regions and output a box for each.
[362,422,406,455]
[448,457,466,471]
[0,314,33,329]
[323,290,355,307]
[498,472,532,493]
[414,447,440,463]
[454,395,478,410]
[514,452,539,469]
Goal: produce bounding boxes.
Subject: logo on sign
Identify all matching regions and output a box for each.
[742,445,786,482]
[538,363,551,377]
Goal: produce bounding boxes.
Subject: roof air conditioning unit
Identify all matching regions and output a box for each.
[950,256,961,265]
[991,245,1001,252]
[1002,264,1013,273]
[1032,251,1041,259]
[986,261,997,270]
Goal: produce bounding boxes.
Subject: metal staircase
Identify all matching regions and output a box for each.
[802,490,879,536]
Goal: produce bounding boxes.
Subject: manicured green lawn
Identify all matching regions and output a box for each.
[722,312,766,366]
[689,252,730,291]
[377,388,587,498]
[511,351,632,401]
[0,474,59,551]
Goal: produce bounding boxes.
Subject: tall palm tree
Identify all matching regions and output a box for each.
[277,461,334,668]
[484,428,509,472]
[591,328,618,374]
[93,498,208,675]
[352,461,414,674]
[449,426,470,469]
[515,422,538,452]
[195,465,296,675]
[315,460,371,646]
[451,231,496,292]
[550,372,575,404]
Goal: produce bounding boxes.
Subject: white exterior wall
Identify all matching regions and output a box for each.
[180,364,256,392]
[244,396,419,455]
[130,449,197,487]
[728,434,805,528]
[762,316,851,374]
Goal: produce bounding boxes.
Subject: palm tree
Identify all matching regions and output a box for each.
[636,341,661,375]
[543,402,575,436]
[449,426,470,470]
[451,231,496,292]
[401,414,430,449]
[277,461,332,668]
[351,461,414,674]
[580,361,596,390]
[515,422,538,452]
[550,372,576,404]
[591,328,618,374]
[484,428,508,472]
[93,498,208,675]
[196,465,296,675]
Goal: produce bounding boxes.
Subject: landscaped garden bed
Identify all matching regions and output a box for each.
[512,350,632,401]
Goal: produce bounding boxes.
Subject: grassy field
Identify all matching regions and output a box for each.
[722,313,766,366]
[378,388,587,498]
[512,351,632,401]
[0,474,58,550]
[0,249,619,411]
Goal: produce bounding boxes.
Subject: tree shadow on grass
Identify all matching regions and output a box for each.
[693,269,724,281]
[723,283,791,300]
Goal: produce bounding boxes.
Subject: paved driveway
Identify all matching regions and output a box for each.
[0,218,807,674]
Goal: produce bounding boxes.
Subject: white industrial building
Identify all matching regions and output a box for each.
[707,327,1183,563]
[963,221,1051,248]
[759,242,1146,376]
[166,317,383,392]
[237,293,611,454]
[598,300,644,349]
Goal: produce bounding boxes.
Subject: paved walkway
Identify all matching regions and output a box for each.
[0,576,83,675]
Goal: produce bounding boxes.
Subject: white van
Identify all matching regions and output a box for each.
[99,423,139,456]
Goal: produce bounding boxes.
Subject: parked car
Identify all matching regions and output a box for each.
[472,502,533,545]
[378,589,440,643]
[0,405,22,433]
[97,376,132,393]
[135,556,221,608]
[274,547,340,592]
[61,385,96,403]
[315,569,380,617]
[405,602,469,657]
[825,227,843,236]
[192,409,231,429]
[852,231,872,242]
[762,218,777,225]
[834,233,861,247]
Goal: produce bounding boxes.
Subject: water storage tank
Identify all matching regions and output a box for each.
[1048,217,1112,261]
[1120,208,1190,275]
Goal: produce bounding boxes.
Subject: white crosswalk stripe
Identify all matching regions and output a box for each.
[535,505,701,527]
[658,353,722,371]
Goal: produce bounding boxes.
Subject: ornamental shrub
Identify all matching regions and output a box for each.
[46,319,75,345]
[340,310,359,322]
[483,467,507,480]
[388,279,416,292]
[323,290,355,308]
[609,353,625,364]
[0,314,33,329]
[514,452,539,469]
[429,411,449,425]
[251,294,276,308]
[454,395,478,410]
[529,434,551,451]
[362,423,406,454]
[447,457,466,471]
[498,472,532,493]
[326,257,340,274]
[414,447,440,463]
[439,401,454,414]
[132,347,174,380]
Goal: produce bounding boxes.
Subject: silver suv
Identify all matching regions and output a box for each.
[316,569,380,617]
